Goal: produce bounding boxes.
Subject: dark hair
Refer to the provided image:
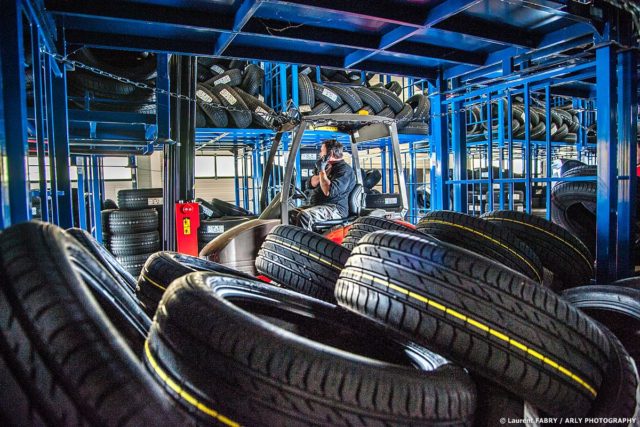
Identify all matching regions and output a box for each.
[322,139,344,159]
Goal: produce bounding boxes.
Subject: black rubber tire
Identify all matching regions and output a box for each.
[208,62,228,76]
[115,252,153,278]
[530,121,547,140]
[417,210,544,283]
[311,83,343,109]
[378,106,395,119]
[559,159,587,176]
[195,106,207,127]
[204,68,242,88]
[553,123,569,141]
[74,48,157,81]
[235,88,276,129]
[240,64,264,96]
[327,85,363,111]
[399,121,429,135]
[481,210,593,290]
[342,216,418,251]
[564,132,577,144]
[394,103,413,129]
[109,231,160,257]
[195,84,229,128]
[562,285,640,367]
[310,102,331,115]
[196,197,224,219]
[117,188,164,210]
[198,216,253,249]
[297,72,315,106]
[67,69,137,98]
[385,80,403,96]
[331,103,353,114]
[0,222,184,426]
[256,225,350,303]
[584,323,639,426]
[66,228,137,294]
[103,198,118,210]
[211,198,252,216]
[102,208,159,234]
[406,93,430,120]
[210,84,252,128]
[196,64,214,83]
[146,273,477,426]
[362,169,382,189]
[370,86,404,113]
[136,251,255,317]
[352,86,385,113]
[473,383,526,427]
[335,231,611,417]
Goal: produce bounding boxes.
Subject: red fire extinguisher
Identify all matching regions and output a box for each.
[175,202,200,256]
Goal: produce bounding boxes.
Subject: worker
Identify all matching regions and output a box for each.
[291,139,356,230]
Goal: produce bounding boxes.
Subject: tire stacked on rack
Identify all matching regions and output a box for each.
[101,188,164,276]
[195,59,276,129]
[196,198,255,251]
[67,48,157,113]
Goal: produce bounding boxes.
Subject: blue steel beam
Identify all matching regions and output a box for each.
[90,156,102,241]
[616,49,637,278]
[344,0,480,68]
[22,0,62,76]
[215,0,260,55]
[595,44,617,284]
[429,78,449,210]
[434,16,541,50]
[1,0,31,225]
[44,54,59,224]
[451,79,467,212]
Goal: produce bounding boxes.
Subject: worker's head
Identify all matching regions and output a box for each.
[320,139,344,162]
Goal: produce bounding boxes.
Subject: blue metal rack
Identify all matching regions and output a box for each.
[1,0,638,283]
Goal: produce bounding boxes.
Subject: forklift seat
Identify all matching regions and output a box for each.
[311,184,364,232]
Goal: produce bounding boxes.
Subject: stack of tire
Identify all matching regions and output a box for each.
[467,98,592,144]
[197,198,254,252]
[195,58,276,129]
[102,188,163,276]
[2,218,638,425]
[67,48,157,113]
[296,73,430,135]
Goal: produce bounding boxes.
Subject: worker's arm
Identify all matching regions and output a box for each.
[308,174,320,188]
[319,171,331,196]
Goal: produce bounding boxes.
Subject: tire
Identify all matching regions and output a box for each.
[553,123,569,141]
[297,73,315,106]
[331,103,353,114]
[67,69,137,98]
[210,84,252,128]
[378,106,395,118]
[146,273,477,426]
[74,48,157,81]
[196,197,224,219]
[352,86,384,113]
[481,210,593,290]
[195,84,229,128]
[342,216,417,251]
[0,222,184,426]
[335,231,610,417]
[311,83,343,109]
[584,323,639,426]
[362,169,382,189]
[103,198,118,210]
[118,188,164,210]
[399,121,429,135]
[235,88,276,129]
[109,231,160,257]
[240,64,264,96]
[385,80,403,95]
[473,383,526,427]
[552,171,596,254]
[204,68,242,87]
[256,225,350,303]
[136,251,255,317]
[562,285,640,367]
[66,228,137,294]
[310,102,331,115]
[406,93,430,120]
[116,252,153,277]
[327,85,363,111]
[198,216,253,249]
[371,86,404,113]
[416,210,544,282]
[211,198,252,216]
[103,208,159,234]
[195,106,207,127]
[394,103,413,129]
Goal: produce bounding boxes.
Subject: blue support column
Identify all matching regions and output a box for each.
[497,93,505,210]
[44,55,59,224]
[523,83,532,213]
[51,61,74,228]
[31,29,49,222]
[451,78,467,213]
[595,45,618,284]
[545,85,552,220]
[1,0,30,225]
[486,94,493,213]
[278,64,287,112]
[429,78,448,210]
[90,156,102,241]
[615,49,637,278]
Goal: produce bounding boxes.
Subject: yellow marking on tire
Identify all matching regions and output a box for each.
[350,270,597,397]
[144,341,240,427]
[422,219,543,283]
[486,217,592,268]
[271,237,342,271]
[141,271,167,291]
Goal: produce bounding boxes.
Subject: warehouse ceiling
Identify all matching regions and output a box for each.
[45,0,605,81]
